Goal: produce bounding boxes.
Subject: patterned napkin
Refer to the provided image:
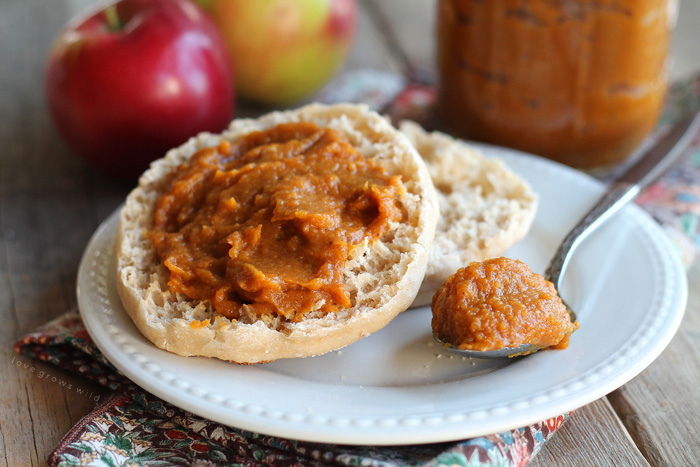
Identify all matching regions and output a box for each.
[14,70,700,467]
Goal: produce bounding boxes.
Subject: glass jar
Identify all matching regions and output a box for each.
[436,0,676,170]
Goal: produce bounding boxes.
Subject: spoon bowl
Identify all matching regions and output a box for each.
[435,296,577,359]
[435,338,542,359]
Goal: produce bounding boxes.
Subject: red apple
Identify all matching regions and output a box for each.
[45,0,235,179]
[198,0,356,106]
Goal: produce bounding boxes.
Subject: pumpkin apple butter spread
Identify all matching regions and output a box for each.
[149,122,405,323]
[437,0,673,170]
[432,257,578,353]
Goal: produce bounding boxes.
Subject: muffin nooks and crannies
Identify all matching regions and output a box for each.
[431,257,578,353]
[115,103,439,364]
[148,122,406,323]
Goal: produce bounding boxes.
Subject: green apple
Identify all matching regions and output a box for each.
[198,0,356,106]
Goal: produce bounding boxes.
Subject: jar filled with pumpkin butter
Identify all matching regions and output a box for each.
[436,0,676,171]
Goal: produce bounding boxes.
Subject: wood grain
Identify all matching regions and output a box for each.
[681,257,700,345]
[364,0,437,75]
[347,0,395,71]
[607,262,700,467]
[529,399,650,467]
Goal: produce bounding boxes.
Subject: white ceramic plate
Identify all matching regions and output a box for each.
[77,147,687,446]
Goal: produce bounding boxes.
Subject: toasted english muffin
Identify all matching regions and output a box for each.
[400,121,538,307]
[115,103,439,364]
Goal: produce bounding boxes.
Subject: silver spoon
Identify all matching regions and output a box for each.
[436,110,700,359]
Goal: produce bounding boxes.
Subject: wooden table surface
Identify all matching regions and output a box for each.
[2,1,699,465]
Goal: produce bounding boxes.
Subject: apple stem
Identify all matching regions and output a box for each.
[104,5,122,32]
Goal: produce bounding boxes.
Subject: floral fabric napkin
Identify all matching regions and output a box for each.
[14,70,700,467]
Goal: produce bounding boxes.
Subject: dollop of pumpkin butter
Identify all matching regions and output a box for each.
[432,257,578,352]
[149,122,405,322]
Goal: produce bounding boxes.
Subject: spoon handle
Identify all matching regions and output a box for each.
[544,110,700,289]
[543,183,637,288]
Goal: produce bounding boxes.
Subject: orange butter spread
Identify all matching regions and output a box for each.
[432,257,578,352]
[149,122,405,322]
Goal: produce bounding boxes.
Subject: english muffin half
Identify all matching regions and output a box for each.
[115,103,439,363]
